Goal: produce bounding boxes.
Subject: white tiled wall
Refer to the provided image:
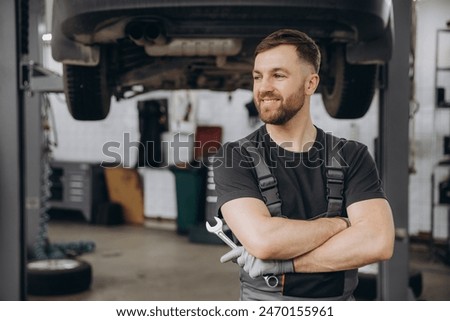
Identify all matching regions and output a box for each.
[49,93,139,165]
[47,1,450,239]
[409,0,450,239]
[139,168,177,219]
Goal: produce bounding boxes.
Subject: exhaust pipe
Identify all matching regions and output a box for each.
[145,38,242,57]
[126,21,166,46]
[125,21,146,46]
[144,23,166,45]
[126,20,241,57]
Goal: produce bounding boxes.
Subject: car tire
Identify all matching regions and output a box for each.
[63,50,111,121]
[321,44,378,119]
[27,259,92,296]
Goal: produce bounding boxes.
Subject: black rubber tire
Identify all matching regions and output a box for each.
[320,44,378,119]
[27,259,92,296]
[63,50,111,121]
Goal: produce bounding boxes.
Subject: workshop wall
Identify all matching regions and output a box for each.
[410,0,450,239]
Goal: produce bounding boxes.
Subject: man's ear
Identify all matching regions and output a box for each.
[305,73,320,96]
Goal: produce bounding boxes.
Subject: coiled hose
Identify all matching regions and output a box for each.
[30,93,95,260]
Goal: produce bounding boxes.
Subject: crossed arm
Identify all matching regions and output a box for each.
[221,197,395,273]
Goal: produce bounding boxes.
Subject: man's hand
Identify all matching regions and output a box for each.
[220,246,294,278]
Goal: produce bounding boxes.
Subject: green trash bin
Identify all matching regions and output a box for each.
[169,163,207,235]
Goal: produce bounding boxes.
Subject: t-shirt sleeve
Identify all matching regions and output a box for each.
[343,141,386,207]
[212,142,264,216]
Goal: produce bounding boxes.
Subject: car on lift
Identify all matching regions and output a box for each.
[51,0,393,121]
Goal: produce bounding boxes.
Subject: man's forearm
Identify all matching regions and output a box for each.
[293,222,393,272]
[222,198,348,260]
[257,216,348,260]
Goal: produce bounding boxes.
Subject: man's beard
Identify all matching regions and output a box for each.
[255,89,305,125]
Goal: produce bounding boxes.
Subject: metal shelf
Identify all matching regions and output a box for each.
[431,28,450,264]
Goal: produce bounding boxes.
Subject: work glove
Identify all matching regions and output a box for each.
[220,246,294,278]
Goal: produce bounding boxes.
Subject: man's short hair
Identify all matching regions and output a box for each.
[254,29,321,73]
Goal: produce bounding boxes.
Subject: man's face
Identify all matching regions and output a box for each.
[253,45,307,125]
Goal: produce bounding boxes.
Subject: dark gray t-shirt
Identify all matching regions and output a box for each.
[213,125,386,300]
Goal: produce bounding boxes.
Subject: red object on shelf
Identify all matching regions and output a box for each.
[194,126,222,160]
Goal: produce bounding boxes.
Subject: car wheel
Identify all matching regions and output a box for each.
[63,50,111,121]
[321,44,378,119]
[27,259,92,296]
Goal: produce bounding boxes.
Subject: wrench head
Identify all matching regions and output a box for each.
[205,216,223,233]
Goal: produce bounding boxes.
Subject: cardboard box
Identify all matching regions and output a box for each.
[104,167,144,224]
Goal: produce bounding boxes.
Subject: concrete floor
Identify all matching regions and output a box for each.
[28,217,450,301]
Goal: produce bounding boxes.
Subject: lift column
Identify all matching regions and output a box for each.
[378,0,413,300]
[0,0,26,300]
[0,0,48,300]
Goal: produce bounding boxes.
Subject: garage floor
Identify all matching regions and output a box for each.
[27,216,450,301]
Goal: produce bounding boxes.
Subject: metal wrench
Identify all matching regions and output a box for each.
[206,216,279,288]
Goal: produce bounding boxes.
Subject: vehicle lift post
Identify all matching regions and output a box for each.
[0,0,56,300]
[378,0,413,300]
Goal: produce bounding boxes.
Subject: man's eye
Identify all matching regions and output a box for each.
[274,74,286,78]
[253,75,261,80]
